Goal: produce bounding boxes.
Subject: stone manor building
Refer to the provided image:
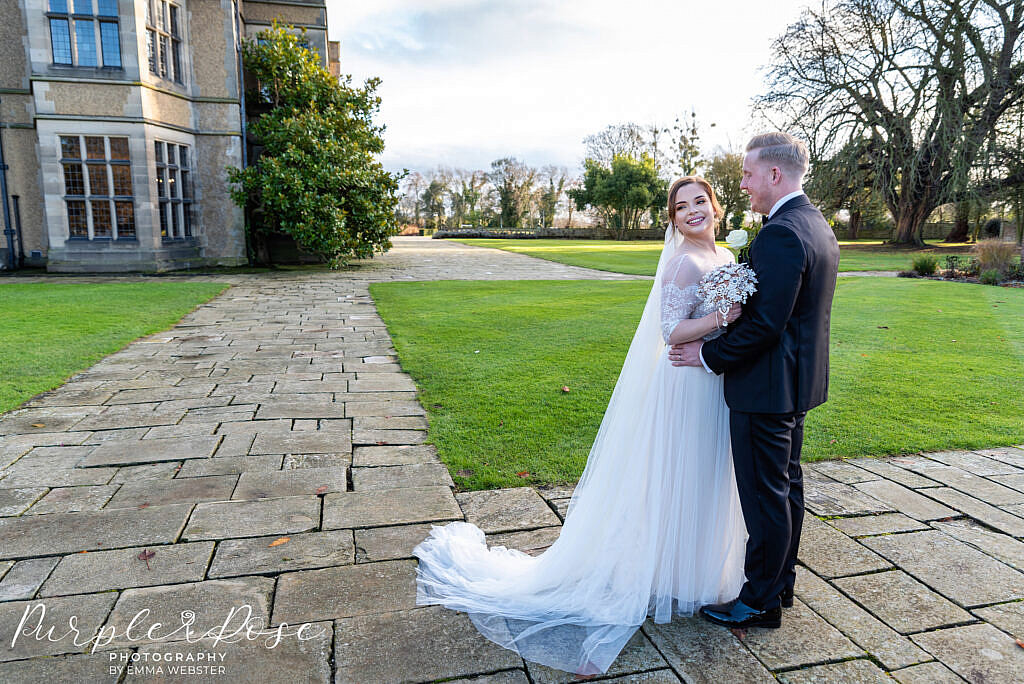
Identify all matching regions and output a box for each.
[0,0,338,272]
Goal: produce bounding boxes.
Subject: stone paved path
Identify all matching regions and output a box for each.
[1,236,1023,683]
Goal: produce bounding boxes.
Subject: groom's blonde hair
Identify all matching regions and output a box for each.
[747,132,809,179]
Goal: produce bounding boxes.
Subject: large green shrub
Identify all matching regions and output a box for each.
[227,23,400,267]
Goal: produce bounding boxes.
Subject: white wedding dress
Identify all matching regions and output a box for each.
[413,226,747,675]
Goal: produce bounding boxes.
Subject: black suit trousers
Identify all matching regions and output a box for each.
[730,410,806,610]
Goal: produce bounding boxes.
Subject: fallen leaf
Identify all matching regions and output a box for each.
[138,549,156,570]
[517,471,530,477]
[499,420,503,426]
[138,503,150,509]
[876,326,888,329]
[315,485,328,495]
[730,627,747,640]
[1017,638,1024,649]
[268,537,290,548]
[31,423,45,428]
[376,440,388,445]
[561,386,570,393]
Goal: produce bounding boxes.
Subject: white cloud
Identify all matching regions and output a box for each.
[327,0,815,174]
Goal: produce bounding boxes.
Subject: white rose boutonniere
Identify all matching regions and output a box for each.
[725,229,748,252]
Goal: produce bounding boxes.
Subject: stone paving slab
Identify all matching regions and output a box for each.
[352,444,439,466]
[110,461,182,482]
[273,559,418,624]
[921,486,1024,537]
[208,530,354,578]
[911,622,1024,683]
[39,542,214,596]
[991,471,1024,493]
[847,457,940,488]
[125,621,333,683]
[250,429,352,455]
[778,659,891,683]
[796,514,892,578]
[974,446,1024,469]
[456,487,562,534]
[323,486,462,529]
[182,496,319,541]
[101,576,275,648]
[863,530,1024,607]
[642,616,774,683]
[487,526,563,556]
[354,523,439,563]
[793,566,929,670]
[803,481,894,516]
[0,487,48,516]
[232,466,348,500]
[853,480,956,520]
[931,518,1024,571]
[332,605,523,684]
[833,570,973,634]
[351,463,454,490]
[971,600,1024,639]
[826,512,928,537]
[924,449,1023,476]
[0,651,129,683]
[526,630,667,682]
[175,453,283,477]
[889,661,966,684]
[0,557,60,601]
[0,503,193,560]
[739,598,862,670]
[897,461,1024,505]
[80,435,221,467]
[105,474,237,508]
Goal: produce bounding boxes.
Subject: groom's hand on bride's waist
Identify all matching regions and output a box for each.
[669,341,702,367]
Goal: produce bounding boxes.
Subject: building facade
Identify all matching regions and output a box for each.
[0,0,336,272]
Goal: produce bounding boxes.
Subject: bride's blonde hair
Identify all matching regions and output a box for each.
[667,176,723,229]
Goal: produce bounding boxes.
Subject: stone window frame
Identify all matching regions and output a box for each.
[46,0,123,69]
[145,0,186,84]
[154,140,194,241]
[59,134,136,241]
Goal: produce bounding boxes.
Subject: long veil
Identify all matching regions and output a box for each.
[413,223,744,674]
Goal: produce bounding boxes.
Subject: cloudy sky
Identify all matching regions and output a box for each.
[326,0,813,175]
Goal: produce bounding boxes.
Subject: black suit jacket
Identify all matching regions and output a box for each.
[701,194,840,414]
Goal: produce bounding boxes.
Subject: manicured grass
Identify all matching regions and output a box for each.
[371,278,1024,490]
[0,281,228,414]
[453,238,986,275]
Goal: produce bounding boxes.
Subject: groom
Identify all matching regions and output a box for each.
[669,131,839,629]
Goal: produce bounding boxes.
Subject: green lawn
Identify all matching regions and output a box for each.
[0,281,228,414]
[452,238,982,275]
[371,278,1024,490]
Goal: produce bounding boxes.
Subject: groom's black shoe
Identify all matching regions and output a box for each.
[699,599,782,629]
[780,586,794,608]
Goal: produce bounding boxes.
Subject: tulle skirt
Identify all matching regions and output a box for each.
[413,350,747,675]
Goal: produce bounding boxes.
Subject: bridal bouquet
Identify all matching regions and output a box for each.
[697,262,758,326]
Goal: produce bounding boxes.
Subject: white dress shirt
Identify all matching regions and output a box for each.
[695,190,805,373]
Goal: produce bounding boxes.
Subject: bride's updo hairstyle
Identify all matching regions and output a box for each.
[667,176,723,231]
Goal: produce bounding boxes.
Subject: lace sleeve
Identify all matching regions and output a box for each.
[660,254,704,343]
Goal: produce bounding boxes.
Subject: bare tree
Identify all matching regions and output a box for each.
[759,0,1024,245]
[583,124,647,167]
[704,149,747,232]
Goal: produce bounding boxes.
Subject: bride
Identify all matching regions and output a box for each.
[413,177,748,675]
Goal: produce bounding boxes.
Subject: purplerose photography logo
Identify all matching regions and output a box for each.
[7,602,326,677]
